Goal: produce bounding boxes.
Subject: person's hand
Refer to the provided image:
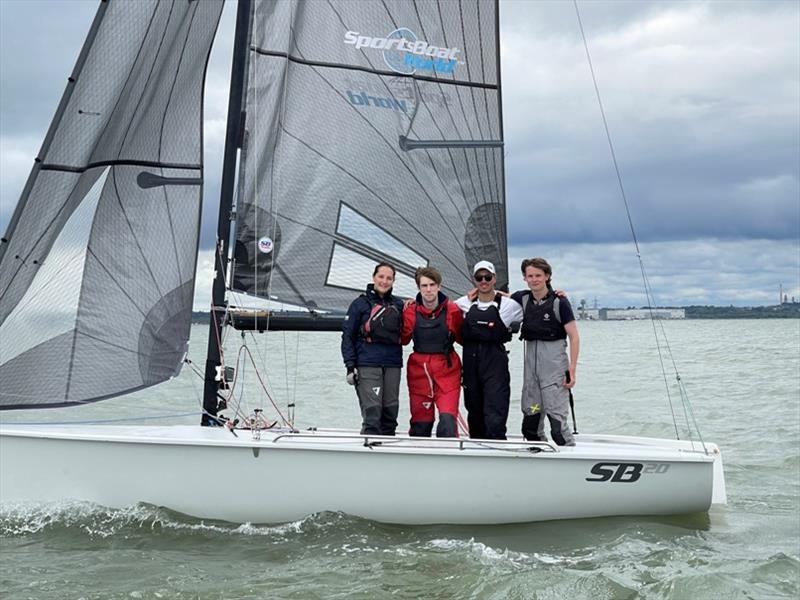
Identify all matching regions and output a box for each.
[497,290,510,297]
[564,369,576,389]
[554,288,568,298]
[346,367,358,386]
[403,297,415,307]
[467,287,478,301]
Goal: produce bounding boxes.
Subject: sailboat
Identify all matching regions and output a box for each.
[0,0,726,525]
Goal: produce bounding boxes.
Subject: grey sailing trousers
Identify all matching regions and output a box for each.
[521,339,574,446]
[355,366,401,436]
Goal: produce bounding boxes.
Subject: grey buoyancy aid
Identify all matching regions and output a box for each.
[520,293,566,341]
[412,303,453,354]
[461,294,512,344]
[360,294,402,344]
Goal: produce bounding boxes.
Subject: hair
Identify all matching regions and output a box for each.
[521,257,552,281]
[373,262,396,278]
[414,266,442,286]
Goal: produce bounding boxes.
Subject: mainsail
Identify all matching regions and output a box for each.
[0,0,224,409]
[230,0,507,311]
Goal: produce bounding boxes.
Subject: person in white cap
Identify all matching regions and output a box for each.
[455,260,522,439]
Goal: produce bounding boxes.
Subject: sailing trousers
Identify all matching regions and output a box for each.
[462,341,510,440]
[520,339,574,446]
[355,366,401,436]
[407,352,461,438]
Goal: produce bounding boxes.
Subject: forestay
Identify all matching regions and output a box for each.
[0,0,224,409]
[231,0,507,311]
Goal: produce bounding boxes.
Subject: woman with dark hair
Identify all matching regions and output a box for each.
[341,262,404,436]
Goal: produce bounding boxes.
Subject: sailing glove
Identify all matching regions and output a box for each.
[346,367,358,386]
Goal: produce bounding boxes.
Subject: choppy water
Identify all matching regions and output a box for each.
[2,319,799,599]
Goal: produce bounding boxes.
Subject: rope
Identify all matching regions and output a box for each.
[573,0,700,442]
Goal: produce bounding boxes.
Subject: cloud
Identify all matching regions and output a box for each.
[509,237,800,307]
[501,0,800,244]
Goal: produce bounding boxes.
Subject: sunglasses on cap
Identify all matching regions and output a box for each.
[474,273,494,282]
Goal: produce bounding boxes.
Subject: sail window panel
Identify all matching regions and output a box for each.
[327,244,418,299]
[337,204,426,270]
[0,169,90,324]
[0,168,108,368]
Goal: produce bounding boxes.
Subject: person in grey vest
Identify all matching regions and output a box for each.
[510,258,580,446]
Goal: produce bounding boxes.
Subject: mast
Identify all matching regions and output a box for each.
[202,0,252,425]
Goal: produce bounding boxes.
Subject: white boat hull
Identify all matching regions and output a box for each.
[0,425,725,524]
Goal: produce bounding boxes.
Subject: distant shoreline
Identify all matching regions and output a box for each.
[190,303,800,324]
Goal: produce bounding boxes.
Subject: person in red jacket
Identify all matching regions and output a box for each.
[401,266,464,437]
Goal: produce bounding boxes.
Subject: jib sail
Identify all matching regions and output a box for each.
[0,0,224,409]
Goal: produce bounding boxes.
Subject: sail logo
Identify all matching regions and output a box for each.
[344,28,459,75]
[346,90,407,113]
[258,237,274,254]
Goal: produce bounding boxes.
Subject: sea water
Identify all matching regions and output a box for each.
[1,319,798,599]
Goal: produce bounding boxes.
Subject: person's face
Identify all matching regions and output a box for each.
[418,276,440,304]
[474,269,495,293]
[524,266,549,293]
[373,266,395,295]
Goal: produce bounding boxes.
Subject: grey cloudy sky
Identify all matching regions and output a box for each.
[1,0,798,308]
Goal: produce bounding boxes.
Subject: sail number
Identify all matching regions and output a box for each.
[586,462,670,483]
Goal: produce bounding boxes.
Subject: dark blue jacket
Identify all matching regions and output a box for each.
[341,284,404,369]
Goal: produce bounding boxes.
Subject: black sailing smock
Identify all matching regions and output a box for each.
[461,294,512,440]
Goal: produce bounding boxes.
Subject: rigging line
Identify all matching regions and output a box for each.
[240,344,292,426]
[313,0,472,227]
[640,267,680,437]
[264,0,298,341]
[279,128,469,278]
[574,0,681,438]
[156,0,202,287]
[408,0,482,214]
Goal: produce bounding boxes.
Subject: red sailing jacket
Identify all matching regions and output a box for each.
[401,293,464,396]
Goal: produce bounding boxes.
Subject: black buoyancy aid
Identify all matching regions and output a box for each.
[412,304,453,354]
[461,294,512,344]
[520,293,566,341]
[360,295,402,344]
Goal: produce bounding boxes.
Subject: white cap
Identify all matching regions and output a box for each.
[472,260,496,275]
